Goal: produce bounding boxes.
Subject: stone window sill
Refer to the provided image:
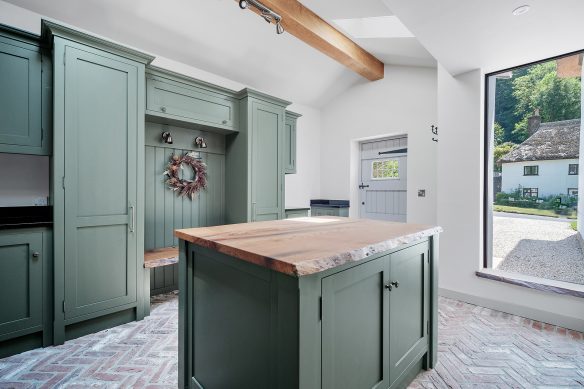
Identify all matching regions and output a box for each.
[476,269,584,298]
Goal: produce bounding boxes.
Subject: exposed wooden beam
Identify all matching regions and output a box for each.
[237,0,384,81]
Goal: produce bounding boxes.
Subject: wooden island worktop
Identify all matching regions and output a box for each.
[176,217,441,389]
[174,217,442,276]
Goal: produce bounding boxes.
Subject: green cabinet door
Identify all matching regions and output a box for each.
[63,45,138,320]
[0,35,42,152]
[322,256,390,389]
[284,111,300,174]
[0,231,43,338]
[388,242,429,386]
[251,101,284,221]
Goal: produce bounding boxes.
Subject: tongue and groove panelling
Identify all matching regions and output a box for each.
[144,123,225,294]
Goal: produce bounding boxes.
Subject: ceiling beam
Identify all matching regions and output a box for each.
[238,0,384,81]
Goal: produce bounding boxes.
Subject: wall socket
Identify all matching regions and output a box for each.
[418,189,426,197]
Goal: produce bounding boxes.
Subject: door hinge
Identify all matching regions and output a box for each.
[62,300,66,313]
[319,297,322,321]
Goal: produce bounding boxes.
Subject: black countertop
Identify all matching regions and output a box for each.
[310,199,350,208]
[0,206,53,230]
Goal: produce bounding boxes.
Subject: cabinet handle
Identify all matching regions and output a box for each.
[129,205,135,232]
[222,120,228,124]
[252,202,257,222]
[384,283,392,291]
[32,251,40,259]
[160,106,167,113]
[391,280,400,289]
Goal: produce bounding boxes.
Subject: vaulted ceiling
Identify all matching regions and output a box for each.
[1,0,435,107]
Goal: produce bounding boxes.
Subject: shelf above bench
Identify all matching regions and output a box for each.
[144,247,179,268]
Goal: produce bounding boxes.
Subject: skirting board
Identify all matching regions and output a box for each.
[439,288,584,332]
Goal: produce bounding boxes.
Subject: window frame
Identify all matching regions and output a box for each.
[569,164,579,175]
[483,48,584,269]
[568,188,578,196]
[522,188,539,198]
[523,165,539,176]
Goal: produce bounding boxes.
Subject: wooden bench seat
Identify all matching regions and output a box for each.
[144,247,179,268]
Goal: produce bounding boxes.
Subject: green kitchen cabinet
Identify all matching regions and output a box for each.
[146,66,239,134]
[225,90,290,223]
[311,206,349,217]
[179,236,437,389]
[322,256,390,389]
[0,26,50,155]
[284,110,301,174]
[45,20,154,343]
[285,208,309,218]
[0,228,53,358]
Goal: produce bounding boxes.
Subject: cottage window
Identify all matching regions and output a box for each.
[568,188,578,196]
[568,164,578,175]
[523,165,538,176]
[371,159,399,180]
[522,188,538,198]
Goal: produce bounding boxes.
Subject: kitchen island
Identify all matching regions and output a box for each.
[175,217,441,389]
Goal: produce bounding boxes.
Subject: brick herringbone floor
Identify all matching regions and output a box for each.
[0,293,582,388]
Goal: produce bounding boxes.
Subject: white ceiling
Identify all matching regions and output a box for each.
[383,0,584,76]
[2,0,436,107]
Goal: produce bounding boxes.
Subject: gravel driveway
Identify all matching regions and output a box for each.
[493,214,584,285]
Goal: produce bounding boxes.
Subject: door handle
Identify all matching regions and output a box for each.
[359,183,369,189]
[129,205,135,232]
[384,283,392,291]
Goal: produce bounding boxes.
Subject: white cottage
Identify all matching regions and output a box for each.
[500,118,580,198]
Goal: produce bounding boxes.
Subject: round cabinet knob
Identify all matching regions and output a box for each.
[391,281,400,289]
[32,251,40,258]
[160,106,167,113]
[222,120,228,124]
[384,284,392,291]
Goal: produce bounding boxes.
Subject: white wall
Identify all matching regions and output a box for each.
[320,65,438,225]
[0,0,322,209]
[0,154,49,206]
[501,159,579,197]
[437,65,584,331]
[285,103,322,208]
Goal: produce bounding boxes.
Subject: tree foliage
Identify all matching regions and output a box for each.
[494,59,581,145]
[493,142,517,172]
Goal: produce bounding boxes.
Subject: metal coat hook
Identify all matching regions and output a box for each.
[431,125,438,142]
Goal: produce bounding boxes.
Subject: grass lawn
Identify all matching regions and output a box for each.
[493,205,577,219]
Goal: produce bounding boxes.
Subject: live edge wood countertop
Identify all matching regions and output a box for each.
[175,217,442,277]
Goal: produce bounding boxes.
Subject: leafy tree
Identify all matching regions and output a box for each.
[494,122,505,146]
[511,61,581,142]
[493,142,517,172]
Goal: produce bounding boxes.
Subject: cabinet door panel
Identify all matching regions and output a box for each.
[147,77,236,129]
[251,101,283,221]
[389,242,429,386]
[0,232,43,336]
[0,39,41,148]
[284,118,296,174]
[63,46,138,319]
[322,256,389,389]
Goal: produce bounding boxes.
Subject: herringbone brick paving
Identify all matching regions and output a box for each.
[0,293,582,388]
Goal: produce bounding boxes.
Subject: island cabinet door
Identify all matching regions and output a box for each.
[388,242,429,387]
[321,255,390,389]
[62,45,139,320]
[251,100,284,221]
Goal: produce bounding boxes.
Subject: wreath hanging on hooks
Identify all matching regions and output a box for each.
[164,152,207,199]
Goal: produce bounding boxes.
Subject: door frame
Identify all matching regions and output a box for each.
[356,134,408,220]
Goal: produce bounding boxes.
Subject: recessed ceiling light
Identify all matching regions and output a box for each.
[512,5,530,16]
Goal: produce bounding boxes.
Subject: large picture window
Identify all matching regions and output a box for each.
[484,51,583,287]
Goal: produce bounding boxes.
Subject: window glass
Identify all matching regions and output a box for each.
[523,165,538,176]
[569,164,579,175]
[371,159,399,180]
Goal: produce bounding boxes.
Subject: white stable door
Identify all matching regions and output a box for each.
[359,137,408,222]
